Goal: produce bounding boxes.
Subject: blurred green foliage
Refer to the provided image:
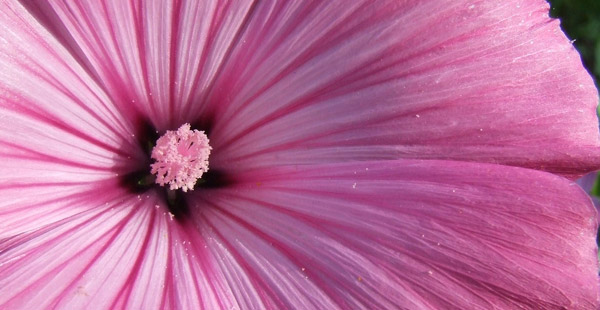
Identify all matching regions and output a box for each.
[549,0,600,87]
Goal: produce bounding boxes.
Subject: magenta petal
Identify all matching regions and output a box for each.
[28,0,257,130]
[204,0,600,178]
[0,1,143,176]
[2,165,596,309]
[0,188,240,309]
[188,160,599,309]
[16,0,600,176]
[1,0,599,309]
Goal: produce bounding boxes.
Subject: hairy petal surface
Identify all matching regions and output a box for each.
[189,160,599,309]
[202,0,600,178]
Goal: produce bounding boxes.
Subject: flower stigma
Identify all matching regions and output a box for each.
[150,123,211,192]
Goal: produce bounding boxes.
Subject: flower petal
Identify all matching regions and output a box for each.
[26,0,258,129]
[0,0,142,178]
[205,0,600,178]
[0,187,241,310]
[189,160,599,309]
[0,188,144,309]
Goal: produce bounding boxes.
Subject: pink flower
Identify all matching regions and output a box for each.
[1,0,599,309]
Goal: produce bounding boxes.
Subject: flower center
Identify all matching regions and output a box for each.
[150,123,211,192]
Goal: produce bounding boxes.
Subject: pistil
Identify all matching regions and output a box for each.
[150,123,211,192]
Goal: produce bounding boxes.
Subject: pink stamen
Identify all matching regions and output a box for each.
[150,123,211,192]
